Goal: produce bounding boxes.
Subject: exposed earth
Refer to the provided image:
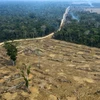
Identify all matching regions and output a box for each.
[0,38,100,100]
[85,8,100,14]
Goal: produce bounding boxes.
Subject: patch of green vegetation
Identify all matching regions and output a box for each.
[21,64,31,91]
[4,41,18,66]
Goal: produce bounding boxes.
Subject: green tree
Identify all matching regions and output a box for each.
[4,41,18,66]
[21,64,31,92]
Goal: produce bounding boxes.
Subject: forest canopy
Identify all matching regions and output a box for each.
[0,1,100,48]
[0,1,69,42]
[54,11,100,48]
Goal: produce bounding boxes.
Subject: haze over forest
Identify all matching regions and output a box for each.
[0,0,100,2]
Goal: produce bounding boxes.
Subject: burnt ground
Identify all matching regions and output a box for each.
[0,38,100,100]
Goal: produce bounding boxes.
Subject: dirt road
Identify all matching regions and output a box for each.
[0,32,54,46]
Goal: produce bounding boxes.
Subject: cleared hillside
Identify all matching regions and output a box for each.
[85,8,100,14]
[0,38,100,100]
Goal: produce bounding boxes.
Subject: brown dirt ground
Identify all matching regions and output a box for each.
[85,8,100,14]
[0,38,100,100]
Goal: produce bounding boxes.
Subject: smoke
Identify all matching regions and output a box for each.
[86,0,94,7]
[71,13,79,22]
[58,6,70,31]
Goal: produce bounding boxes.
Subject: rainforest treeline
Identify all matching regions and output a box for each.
[0,1,100,48]
[54,11,100,48]
[0,1,69,42]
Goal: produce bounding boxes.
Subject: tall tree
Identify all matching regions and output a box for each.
[4,42,18,66]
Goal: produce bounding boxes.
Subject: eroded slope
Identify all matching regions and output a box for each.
[0,39,100,100]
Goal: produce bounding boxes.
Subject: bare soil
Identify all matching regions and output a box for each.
[0,38,100,100]
[85,8,100,14]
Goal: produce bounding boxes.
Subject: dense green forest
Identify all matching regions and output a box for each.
[0,1,69,42]
[0,1,100,48]
[54,11,100,48]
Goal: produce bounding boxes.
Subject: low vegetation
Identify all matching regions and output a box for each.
[21,64,31,91]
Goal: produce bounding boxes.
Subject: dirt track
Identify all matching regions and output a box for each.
[0,32,54,46]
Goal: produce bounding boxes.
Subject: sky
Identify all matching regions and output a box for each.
[0,0,100,2]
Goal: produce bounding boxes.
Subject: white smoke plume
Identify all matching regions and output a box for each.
[71,13,79,22]
[58,6,70,31]
[86,0,94,7]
